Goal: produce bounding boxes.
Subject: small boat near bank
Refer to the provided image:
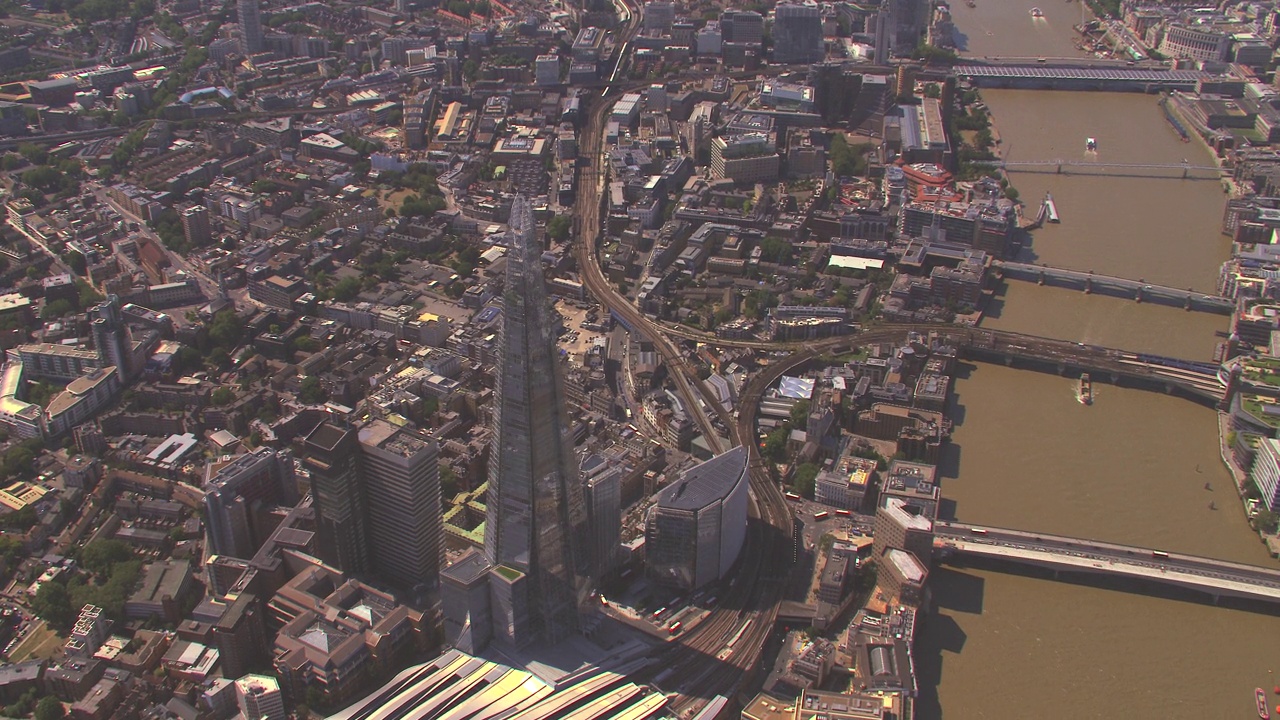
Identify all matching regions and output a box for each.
[1257,688,1270,719]
[1030,6,1044,17]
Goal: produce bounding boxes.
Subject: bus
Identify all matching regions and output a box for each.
[651,607,668,620]
[835,509,852,517]
[1152,550,1169,559]
[785,492,801,502]
[668,621,683,635]
[970,528,988,535]
[813,511,830,521]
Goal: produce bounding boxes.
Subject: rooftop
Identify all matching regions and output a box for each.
[656,446,748,512]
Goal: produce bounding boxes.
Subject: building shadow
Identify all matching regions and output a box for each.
[911,608,969,720]
[951,30,970,53]
[930,567,985,615]
[980,286,1007,321]
[1011,228,1038,265]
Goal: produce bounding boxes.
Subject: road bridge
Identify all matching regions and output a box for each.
[936,521,1280,606]
[994,261,1235,314]
[954,63,1210,91]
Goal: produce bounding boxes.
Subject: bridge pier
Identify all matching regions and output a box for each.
[1083,277,1092,294]
[1057,363,1066,376]
[1038,270,1046,286]
[1185,294,1192,311]
[1135,286,1144,303]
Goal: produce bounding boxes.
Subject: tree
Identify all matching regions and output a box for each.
[211,387,236,406]
[789,399,811,427]
[1,505,37,529]
[32,581,73,629]
[793,463,820,498]
[34,696,65,720]
[299,376,327,404]
[546,215,572,242]
[1256,509,1280,535]
[41,298,74,319]
[330,276,363,302]
[763,426,790,462]
[208,309,243,350]
[759,236,793,264]
[79,539,134,574]
[829,133,869,178]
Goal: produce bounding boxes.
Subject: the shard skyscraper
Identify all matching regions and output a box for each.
[484,196,590,645]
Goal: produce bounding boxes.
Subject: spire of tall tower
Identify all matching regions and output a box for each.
[485,196,590,645]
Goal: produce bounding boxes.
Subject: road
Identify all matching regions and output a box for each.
[88,181,221,303]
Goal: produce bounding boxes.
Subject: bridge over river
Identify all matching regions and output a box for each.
[993,261,1236,314]
[954,63,1212,91]
[935,521,1280,606]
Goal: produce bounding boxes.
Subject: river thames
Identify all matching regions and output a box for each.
[917,1,1280,718]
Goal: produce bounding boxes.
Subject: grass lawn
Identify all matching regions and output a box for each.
[8,620,61,663]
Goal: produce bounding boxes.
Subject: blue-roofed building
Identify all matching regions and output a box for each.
[475,306,501,325]
[645,447,749,591]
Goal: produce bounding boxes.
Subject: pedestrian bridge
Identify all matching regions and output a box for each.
[994,261,1235,314]
[935,522,1280,606]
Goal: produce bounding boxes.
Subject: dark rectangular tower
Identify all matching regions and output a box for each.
[302,421,370,575]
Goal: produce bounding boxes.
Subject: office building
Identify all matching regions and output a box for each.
[300,418,443,592]
[484,195,591,646]
[643,1,675,33]
[880,459,940,519]
[535,54,560,86]
[721,9,764,47]
[814,455,876,511]
[1251,437,1280,512]
[581,454,622,579]
[881,547,927,605]
[203,449,297,559]
[303,422,370,575]
[234,674,285,720]
[358,420,441,591]
[181,205,211,249]
[872,497,933,568]
[439,549,492,654]
[270,562,425,707]
[213,593,267,679]
[90,295,130,381]
[710,133,780,183]
[772,4,824,64]
[65,605,111,658]
[889,0,929,55]
[238,0,264,55]
[645,447,749,591]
